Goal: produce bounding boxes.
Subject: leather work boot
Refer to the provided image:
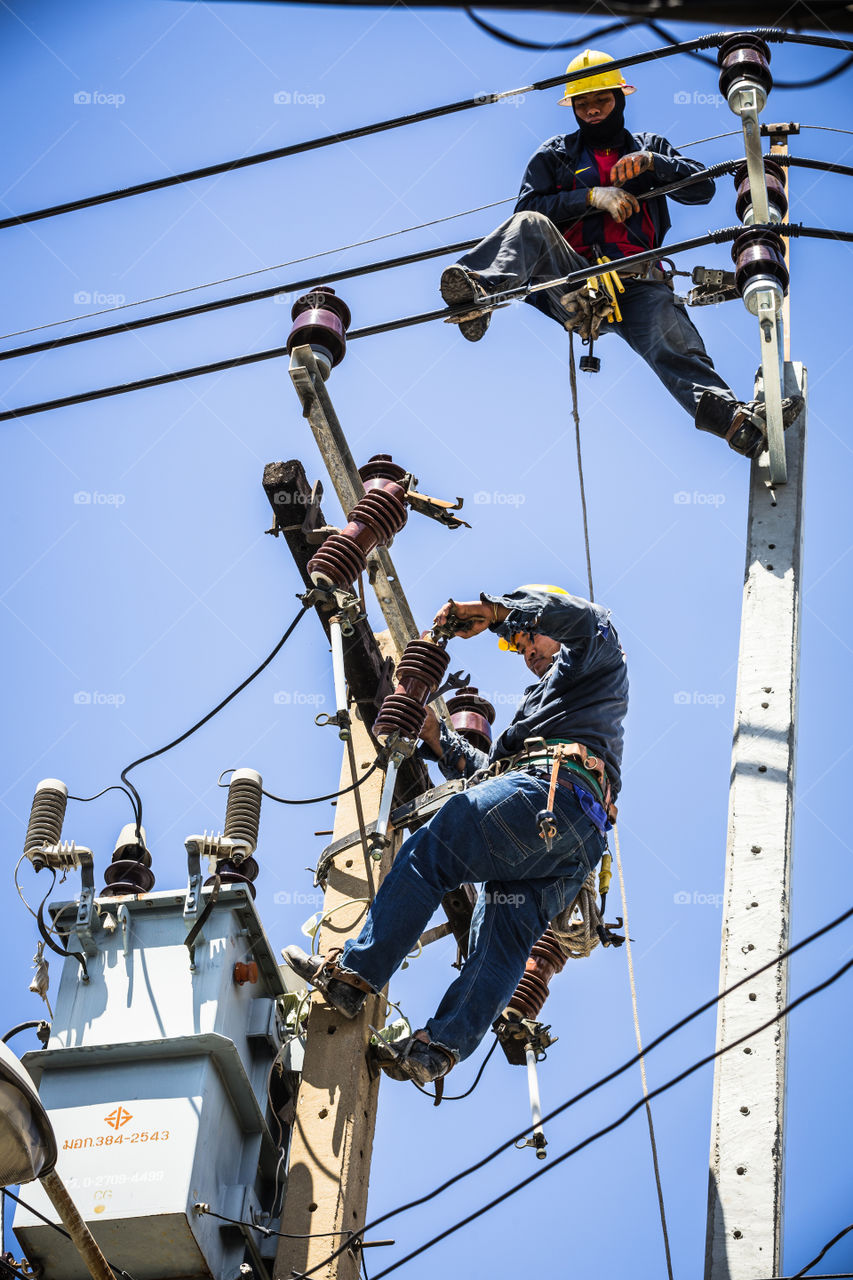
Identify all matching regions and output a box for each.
[281,944,369,1019]
[370,1031,455,1086]
[439,265,493,342]
[695,389,804,458]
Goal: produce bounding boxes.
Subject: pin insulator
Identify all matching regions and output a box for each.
[506,929,567,1021]
[307,455,409,590]
[733,158,788,223]
[447,687,496,754]
[373,639,451,742]
[204,768,263,898]
[731,226,789,297]
[286,285,352,379]
[717,33,773,100]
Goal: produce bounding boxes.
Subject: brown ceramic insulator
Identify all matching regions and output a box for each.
[204,856,259,899]
[101,858,156,897]
[286,286,352,369]
[733,159,788,222]
[506,929,568,1021]
[358,454,408,490]
[234,961,258,985]
[731,227,789,297]
[373,640,451,743]
[717,33,773,98]
[307,479,408,589]
[448,687,496,755]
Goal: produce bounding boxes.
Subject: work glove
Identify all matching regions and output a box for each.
[609,151,654,185]
[559,284,617,342]
[586,186,640,224]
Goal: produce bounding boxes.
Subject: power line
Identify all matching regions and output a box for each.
[120,601,309,836]
[793,1225,853,1279]
[4,151,849,366]
[1,30,850,232]
[367,950,853,1279]
[289,902,853,1278]
[0,124,745,345]
[0,196,514,341]
[1,218,842,423]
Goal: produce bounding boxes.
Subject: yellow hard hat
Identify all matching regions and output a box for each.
[558,49,637,105]
[498,585,569,652]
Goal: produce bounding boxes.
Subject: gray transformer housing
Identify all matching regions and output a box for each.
[13,883,302,1280]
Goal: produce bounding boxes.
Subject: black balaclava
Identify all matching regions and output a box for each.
[572,88,626,148]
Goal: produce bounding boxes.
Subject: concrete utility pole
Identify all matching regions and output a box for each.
[274,682,397,1280]
[704,363,806,1280]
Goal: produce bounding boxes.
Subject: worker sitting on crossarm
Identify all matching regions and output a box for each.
[283,585,628,1088]
[439,48,802,460]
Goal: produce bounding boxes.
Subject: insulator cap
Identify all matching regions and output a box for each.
[732,226,789,297]
[717,33,773,99]
[286,286,352,377]
[358,454,408,489]
[733,158,788,223]
[112,822,152,866]
[447,687,496,754]
[205,857,259,899]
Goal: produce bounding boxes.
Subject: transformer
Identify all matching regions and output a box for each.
[12,883,302,1280]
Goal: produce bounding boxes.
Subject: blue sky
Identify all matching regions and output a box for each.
[1,3,852,1276]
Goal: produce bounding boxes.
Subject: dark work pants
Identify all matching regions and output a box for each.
[457,210,737,419]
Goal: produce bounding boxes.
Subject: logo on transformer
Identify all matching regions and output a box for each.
[104,1106,132,1129]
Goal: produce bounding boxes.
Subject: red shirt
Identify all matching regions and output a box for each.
[564,148,658,261]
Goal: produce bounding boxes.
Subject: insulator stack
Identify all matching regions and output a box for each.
[285,286,352,380]
[24,779,68,870]
[307,455,409,590]
[101,823,156,897]
[717,33,772,106]
[506,930,567,1021]
[205,768,263,899]
[447,688,496,754]
[373,639,450,742]
[733,158,788,225]
[732,227,789,312]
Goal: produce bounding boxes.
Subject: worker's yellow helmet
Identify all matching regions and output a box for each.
[498,585,569,652]
[558,49,637,105]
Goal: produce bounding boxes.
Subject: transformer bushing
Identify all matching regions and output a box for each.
[732,226,789,317]
[203,768,263,898]
[507,930,567,1021]
[734,157,788,225]
[101,823,156,897]
[307,454,409,590]
[447,687,496,755]
[717,33,773,111]
[373,639,451,742]
[24,779,68,872]
[285,285,352,380]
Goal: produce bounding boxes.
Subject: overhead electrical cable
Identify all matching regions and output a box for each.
[0,125,746,346]
[1,220,847,423]
[0,1190,136,1280]
[354,952,853,1280]
[1,29,851,232]
[120,601,310,838]
[286,903,853,1278]
[792,1225,853,1279]
[3,151,848,365]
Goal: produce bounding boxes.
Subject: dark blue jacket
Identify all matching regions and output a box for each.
[421,588,629,797]
[515,128,715,261]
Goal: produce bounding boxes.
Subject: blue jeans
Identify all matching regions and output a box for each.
[458,210,736,419]
[341,772,606,1061]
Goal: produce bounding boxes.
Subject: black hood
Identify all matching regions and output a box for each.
[572,89,627,149]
